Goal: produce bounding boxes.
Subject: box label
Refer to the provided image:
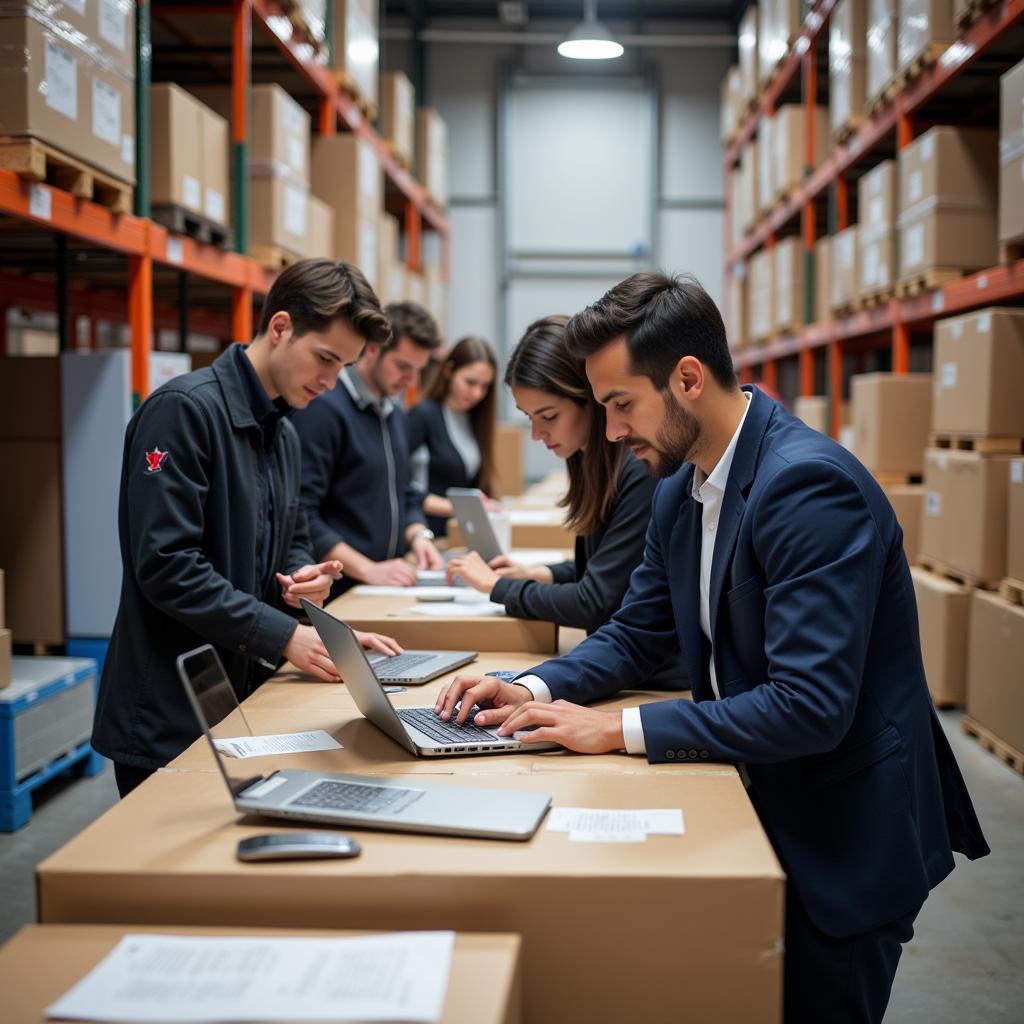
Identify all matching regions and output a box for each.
[64,0,86,13]
[99,0,128,52]
[977,311,991,332]
[922,135,934,161]
[904,222,924,268]
[92,78,121,147]
[205,188,225,223]
[283,184,307,239]
[287,136,305,177]
[29,183,52,220]
[44,41,77,121]
[166,236,184,265]
[951,320,963,339]
[941,362,957,389]
[121,133,135,166]
[926,492,941,517]
[908,169,923,203]
[359,140,378,201]
[183,174,201,210]
[869,197,884,225]
[1011,461,1023,484]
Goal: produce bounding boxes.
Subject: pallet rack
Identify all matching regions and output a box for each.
[0,0,448,401]
[724,0,1024,437]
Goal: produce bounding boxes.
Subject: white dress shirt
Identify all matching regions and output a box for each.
[516,392,752,755]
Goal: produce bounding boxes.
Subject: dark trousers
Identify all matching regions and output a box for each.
[784,886,919,1023]
[113,761,155,798]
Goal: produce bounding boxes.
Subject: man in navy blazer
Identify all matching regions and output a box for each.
[436,272,989,1022]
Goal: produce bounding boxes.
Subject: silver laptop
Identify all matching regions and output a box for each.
[363,642,476,684]
[302,600,560,758]
[176,645,551,840]
[448,487,506,562]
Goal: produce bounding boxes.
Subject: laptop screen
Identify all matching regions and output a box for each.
[176,645,264,798]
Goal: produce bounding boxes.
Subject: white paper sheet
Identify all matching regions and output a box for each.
[506,548,568,564]
[508,509,562,525]
[213,730,342,759]
[408,601,507,618]
[355,585,492,601]
[46,931,455,1023]
[546,807,685,843]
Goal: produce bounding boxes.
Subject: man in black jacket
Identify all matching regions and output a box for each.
[293,301,444,593]
[93,260,400,797]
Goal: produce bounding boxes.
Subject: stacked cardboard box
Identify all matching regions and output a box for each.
[866,0,898,107]
[1009,459,1024,587]
[774,237,805,333]
[311,135,381,286]
[0,3,136,186]
[377,212,403,304]
[380,71,415,168]
[857,160,897,299]
[738,5,759,108]
[912,566,970,705]
[720,66,743,145]
[730,167,745,248]
[896,0,953,78]
[814,235,832,323]
[749,248,775,343]
[758,0,802,86]
[884,483,923,565]
[757,117,775,215]
[739,142,760,234]
[999,60,1024,251]
[829,0,868,139]
[303,196,335,260]
[0,569,9,688]
[793,396,828,433]
[851,372,931,478]
[830,225,859,312]
[897,127,998,289]
[417,108,448,208]
[772,104,828,199]
[725,264,749,351]
[333,0,379,111]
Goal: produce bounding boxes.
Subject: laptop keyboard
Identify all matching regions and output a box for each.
[289,780,423,814]
[398,706,503,745]
[369,652,435,679]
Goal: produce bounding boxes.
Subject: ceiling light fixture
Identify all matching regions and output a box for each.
[557,0,623,60]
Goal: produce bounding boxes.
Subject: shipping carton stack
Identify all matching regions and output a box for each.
[758,0,802,88]
[725,264,749,352]
[793,396,829,434]
[896,126,999,294]
[749,248,775,344]
[896,0,953,83]
[829,0,868,142]
[772,104,828,201]
[292,0,327,53]
[814,234,832,323]
[866,0,898,110]
[739,142,759,234]
[773,237,805,334]
[332,0,379,117]
[857,160,897,303]
[380,71,415,169]
[303,196,335,260]
[376,212,404,305]
[917,309,1024,710]
[417,107,448,209]
[0,1,136,211]
[738,5,759,111]
[830,225,859,313]
[999,60,1024,261]
[757,117,775,217]
[720,66,743,146]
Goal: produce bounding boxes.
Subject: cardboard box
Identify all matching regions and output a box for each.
[199,104,229,227]
[295,0,328,48]
[759,0,801,85]
[999,60,1024,245]
[0,628,10,689]
[738,5,759,106]
[0,925,522,1024]
[726,264,749,350]
[381,71,415,167]
[883,484,924,564]
[1007,459,1024,582]
[921,449,1014,582]
[304,195,335,260]
[897,0,953,75]
[814,235,832,323]
[0,16,135,185]
[749,248,775,342]
[417,107,448,207]
[897,127,998,282]
[829,0,868,135]
[911,566,970,706]
[740,141,760,233]
[866,0,897,105]
[966,590,1024,756]
[857,160,897,297]
[35,769,783,1024]
[932,308,1024,436]
[150,84,204,214]
[793,396,828,433]
[831,226,859,310]
[757,116,774,215]
[773,104,829,198]
[249,176,308,259]
[494,423,526,498]
[850,372,932,477]
[774,237,805,332]
[333,0,379,108]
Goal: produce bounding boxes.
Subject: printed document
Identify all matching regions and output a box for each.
[547,807,685,843]
[213,730,342,759]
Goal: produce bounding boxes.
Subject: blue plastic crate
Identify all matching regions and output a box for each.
[0,656,104,831]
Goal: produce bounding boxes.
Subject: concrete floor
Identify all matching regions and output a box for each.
[0,709,1021,1020]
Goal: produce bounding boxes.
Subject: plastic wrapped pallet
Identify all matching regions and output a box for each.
[866,0,897,108]
[857,160,897,298]
[759,0,802,86]
[738,5,759,108]
[896,0,953,77]
[999,59,1024,249]
[773,104,829,198]
[333,0,379,109]
[829,0,868,139]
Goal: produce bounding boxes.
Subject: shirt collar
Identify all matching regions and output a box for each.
[232,343,290,426]
[341,364,394,417]
[691,390,752,501]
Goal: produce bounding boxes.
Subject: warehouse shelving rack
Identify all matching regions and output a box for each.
[724,0,1024,436]
[0,0,448,401]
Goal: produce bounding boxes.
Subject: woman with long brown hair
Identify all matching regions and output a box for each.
[407,335,500,537]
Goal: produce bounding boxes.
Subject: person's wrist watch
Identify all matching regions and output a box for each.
[410,527,435,543]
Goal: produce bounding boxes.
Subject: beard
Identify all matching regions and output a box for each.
[627,390,701,479]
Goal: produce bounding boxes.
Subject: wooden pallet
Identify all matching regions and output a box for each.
[874,470,923,486]
[928,433,1024,455]
[894,43,948,89]
[961,715,1024,775]
[250,244,300,272]
[854,289,894,310]
[918,557,998,590]
[384,141,412,172]
[955,0,997,28]
[832,115,864,146]
[0,136,132,214]
[150,203,233,250]
[998,577,1024,607]
[895,268,965,296]
[865,89,891,118]
[278,0,327,53]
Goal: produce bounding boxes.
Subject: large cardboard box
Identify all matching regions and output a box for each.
[999,60,1024,245]
[720,65,742,143]
[857,160,897,298]
[966,591,1024,756]
[794,396,828,433]
[1008,459,1024,583]
[773,104,829,198]
[774,237,805,333]
[738,5,759,106]
[829,0,868,136]
[38,0,137,79]
[380,71,415,167]
[814,234,832,322]
[911,566,970,706]
[831,226,859,310]
[417,107,448,208]
[897,127,999,283]
[897,0,953,76]
[303,195,335,260]
[726,264,749,350]
[883,483,924,564]
[866,0,897,105]
[249,176,308,259]
[199,104,229,227]
[921,450,1014,582]
[757,116,775,215]
[740,140,760,233]
[759,0,801,86]
[0,16,135,185]
[35,769,784,1024]
[850,372,932,476]
[150,84,204,214]
[0,925,522,1024]
[494,423,526,498]
[333,0,379,109]
[932,308,1024,436]
[749,248,775,342]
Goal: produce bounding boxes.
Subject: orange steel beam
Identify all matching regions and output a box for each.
[799,346,815,396]
[892,306,910,373]
[233,287,254,343]
[130,243,153,400]
[405,201,422,273]
[763,358,778,392]
[829,340,843,438]
[319,94,336,136]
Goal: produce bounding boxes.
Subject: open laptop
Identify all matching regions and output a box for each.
[362,641,476,684]
[302,599,560,758]
[176,645,551,840]
[447,488,506,562]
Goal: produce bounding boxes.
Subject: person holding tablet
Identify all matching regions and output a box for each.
[407,335,501,538]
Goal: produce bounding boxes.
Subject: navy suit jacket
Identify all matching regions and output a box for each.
[529,386,988,938]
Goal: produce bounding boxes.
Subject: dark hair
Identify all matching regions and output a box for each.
[384,301,442,353]
[258,259,391,347]
[425,335,499,495]
[565,271,737,391]
[505,315,622,536]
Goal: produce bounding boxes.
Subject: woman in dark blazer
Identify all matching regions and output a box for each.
[446,316,687,688]
[407,336,499,537]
